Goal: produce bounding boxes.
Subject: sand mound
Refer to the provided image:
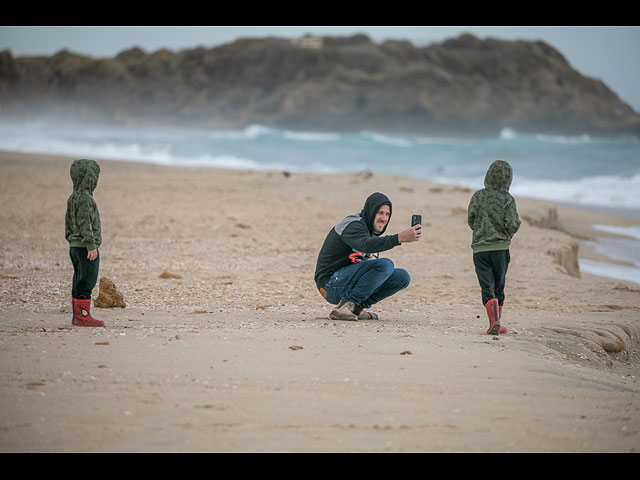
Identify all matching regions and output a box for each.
[547,241,581,278]
[94,277,126,308]
[521,202,558,229]
[539,322,640,367]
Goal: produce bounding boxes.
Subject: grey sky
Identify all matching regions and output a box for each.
[2,26,639,112]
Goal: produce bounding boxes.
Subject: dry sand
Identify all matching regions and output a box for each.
[0,150,639,452]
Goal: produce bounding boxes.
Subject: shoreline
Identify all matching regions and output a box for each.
[1,149,639,452]
[553,202,640,284]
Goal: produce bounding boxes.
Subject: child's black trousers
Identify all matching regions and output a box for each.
[473,249,510,306]
[69,247,99,299]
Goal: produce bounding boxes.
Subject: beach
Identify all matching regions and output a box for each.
[1,150,639,452]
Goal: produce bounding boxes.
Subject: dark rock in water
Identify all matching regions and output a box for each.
[1,33,639,137]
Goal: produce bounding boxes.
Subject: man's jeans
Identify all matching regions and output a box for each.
[322,258,410,308]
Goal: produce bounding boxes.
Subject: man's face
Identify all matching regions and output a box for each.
[374,205,390,233]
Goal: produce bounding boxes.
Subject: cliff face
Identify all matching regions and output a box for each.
[2,33,639,137]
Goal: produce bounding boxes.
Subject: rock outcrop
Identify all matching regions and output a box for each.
[94,277,126,308]
[2,33,639,137]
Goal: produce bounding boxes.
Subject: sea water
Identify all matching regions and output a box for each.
[1,119,639,283]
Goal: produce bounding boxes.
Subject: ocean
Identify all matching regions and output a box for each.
[1,119,639,284]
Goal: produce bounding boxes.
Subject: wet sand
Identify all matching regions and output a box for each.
[0,150,639,452]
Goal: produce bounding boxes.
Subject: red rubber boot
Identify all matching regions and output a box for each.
[497,305,507,334]
[485,298,501,335]
[72,298,104,327]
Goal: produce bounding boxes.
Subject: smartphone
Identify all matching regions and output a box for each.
[411,215,422,227]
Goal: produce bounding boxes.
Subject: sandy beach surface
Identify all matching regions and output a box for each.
[1,150,639,453]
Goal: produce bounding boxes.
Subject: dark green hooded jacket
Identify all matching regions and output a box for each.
[65,159,102,251]
[314,192,400,289]
[467,160,521,253]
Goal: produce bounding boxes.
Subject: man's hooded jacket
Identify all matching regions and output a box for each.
[314,192,400,289]
[65,159,102,252]
[467,160,521,253]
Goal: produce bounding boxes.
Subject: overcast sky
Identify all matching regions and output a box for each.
[2,26,639,112]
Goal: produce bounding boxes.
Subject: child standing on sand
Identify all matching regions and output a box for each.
[467,160,521,335]
[65,159,104,327]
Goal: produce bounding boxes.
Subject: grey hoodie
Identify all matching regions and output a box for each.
[65,159,102,251]
[314,192,400,289]
[467,160,521,253]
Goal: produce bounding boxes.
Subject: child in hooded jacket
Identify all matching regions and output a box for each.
[65,158,104,326]
[467,160,521,335]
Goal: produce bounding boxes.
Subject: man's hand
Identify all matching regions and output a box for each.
[87,249,98,261]
[398,225,422,244]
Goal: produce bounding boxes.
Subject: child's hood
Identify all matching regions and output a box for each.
[70,159,100,194]
[484,160,513,192]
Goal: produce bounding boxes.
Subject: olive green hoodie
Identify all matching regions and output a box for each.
[467,160,520,253]
[65,159,102,252]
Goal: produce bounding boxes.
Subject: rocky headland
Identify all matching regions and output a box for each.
[1,33,639,137]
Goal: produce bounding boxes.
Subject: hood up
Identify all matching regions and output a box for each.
[484,160,513,192]
[360,192,392,235]
[70,158,100,194]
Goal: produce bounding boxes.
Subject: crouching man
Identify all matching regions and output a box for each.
[314,192,421,320]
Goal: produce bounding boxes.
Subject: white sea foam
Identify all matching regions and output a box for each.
[534,133,592,144]
[360,131,413,147]
[499,128,517,140]
[204,124,273,140]
[436,172,640,212]
[510,174,640,210]
[282,130,341,142]
[501,127,593,144]
[0,127,284,172]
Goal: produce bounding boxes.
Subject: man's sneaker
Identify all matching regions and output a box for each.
[352,305,379,320]
[329,298,358,321]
